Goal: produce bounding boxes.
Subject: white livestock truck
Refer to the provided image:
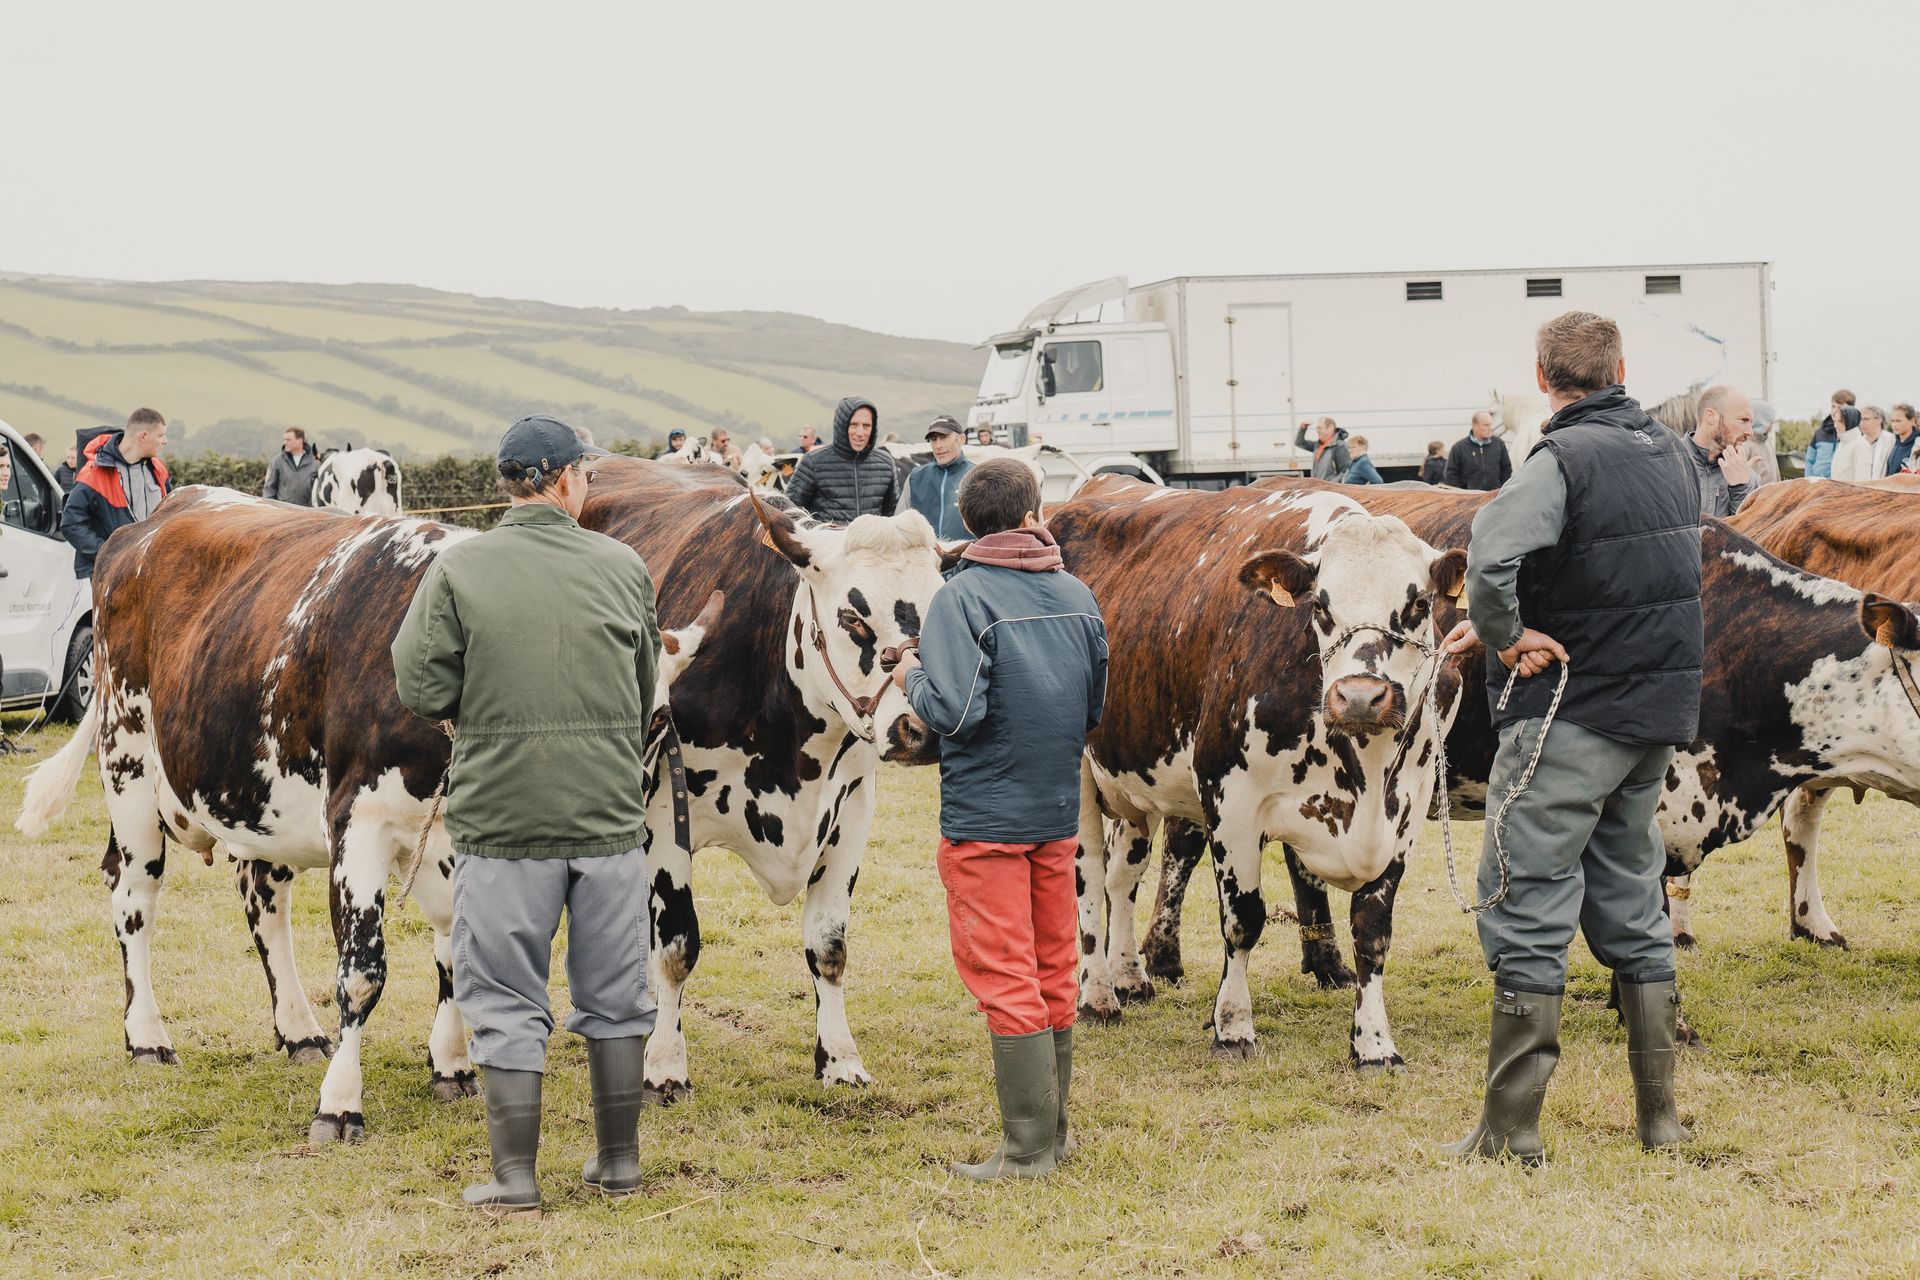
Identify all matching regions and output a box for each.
[967,263,1774,486]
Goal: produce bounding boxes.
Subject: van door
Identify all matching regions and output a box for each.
[1224,302,1294,462]
[0,439,80,706]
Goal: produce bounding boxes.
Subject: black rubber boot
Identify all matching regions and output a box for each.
[1442,987,1562,1167]
[464,1067,542,1213]
[953,1030,1059,1181]
[1053,1027,1075,1163]
[582,1036,647,1197]
[1619,979,1690,1150]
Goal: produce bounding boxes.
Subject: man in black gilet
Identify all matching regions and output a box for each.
[1439,311,1700,1165]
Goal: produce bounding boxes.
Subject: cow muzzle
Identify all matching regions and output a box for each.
[1324,675,1405,737]
[882,709,937,764]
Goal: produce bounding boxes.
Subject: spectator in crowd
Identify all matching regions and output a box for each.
[1891,404,1920,474]
[262,426,320,506]
[895,459,1108,1181]
[975,425,996,446]
[54,442,77,490]
[907,415,974,541]
[1805,389,1854,479]
[393,416,657,1214]
[709,428,742,468]
[1293,417,1351,480]
[1832,405,1892,482]
[1738,400,1782,489]
[757,436,775,453]
[23,432,44,458]
[794,426,820,453]
[1686,385,1753,517]
[0,438,12,495]
[1344,435,1385,485]
[61,407,171,579]
[786,396,900,522]
[1444,411,1513,490]
[665,429,689,456]
[1420,440,1448,486]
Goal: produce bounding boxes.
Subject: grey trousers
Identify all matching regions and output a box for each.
[1475,717,1678,996]
[451,848,656,1073]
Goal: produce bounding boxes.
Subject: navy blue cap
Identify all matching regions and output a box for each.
[498,415,608,477]
[668,428,688,442]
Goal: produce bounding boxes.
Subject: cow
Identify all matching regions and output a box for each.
[1136,481,1920,1047]
[1047,475,1469,1068]
[577,458,949,1102]
[15,486,719,1142]
[313,447,403,515]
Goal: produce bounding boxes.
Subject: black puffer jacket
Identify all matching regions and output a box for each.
[786,396,900,522]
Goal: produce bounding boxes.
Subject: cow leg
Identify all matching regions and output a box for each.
[1205,820,1267,1059]
[234,859,331,1064]
[1665,874,1697,950]
[644,837,699,1104]
[1141,817,1206,984]
[310,820,393,1144]
[1106,818,1157,1003]
[1283,844,1357,990]
[803,830,873,1089]
[102,821,177,1066]
[408,843,478,1100]
[1347,853,1407,1073]
[1783,786,1847,948]
[1074,761,1122,1021]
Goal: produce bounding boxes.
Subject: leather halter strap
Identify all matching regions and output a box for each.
[807,586,916,723]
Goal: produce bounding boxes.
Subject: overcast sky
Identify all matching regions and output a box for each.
[3,1,1912,415]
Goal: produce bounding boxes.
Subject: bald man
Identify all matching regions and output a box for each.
[1444,411,1512,490]
[1687,386,1753,518]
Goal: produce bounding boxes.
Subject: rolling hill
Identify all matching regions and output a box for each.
[0,274,983,458]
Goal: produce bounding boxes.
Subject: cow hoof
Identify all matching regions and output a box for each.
[643,1080,692,1107]
[1354,1055,1406,1076]
[285,1037,332,1066]
[1790,923,1849,950]
[129,1046,179,1066]
[307,1111,367,1145]
[1114,978,1157,1005]
[819,1061,873,1089]
[1306,963,1358,991]
[1210,1036,1258,1061]
[431,1070,480,1101]
[1676,1016,1704,1049]
[1077,999,1123,1024]
[1140,940,1185,984]
[1673,933,1698,952]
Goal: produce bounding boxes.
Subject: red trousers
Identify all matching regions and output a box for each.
[937,836,1080,1036]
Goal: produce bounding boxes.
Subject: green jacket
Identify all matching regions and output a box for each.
[392,503,661,859]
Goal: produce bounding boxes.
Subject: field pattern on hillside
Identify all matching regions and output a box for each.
[0,275,981,457]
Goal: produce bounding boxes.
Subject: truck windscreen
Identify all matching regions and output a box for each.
[976,343,1031,402]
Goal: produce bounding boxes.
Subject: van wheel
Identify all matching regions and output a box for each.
[52,623,93,723]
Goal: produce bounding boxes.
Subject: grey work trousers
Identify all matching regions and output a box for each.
[451,847,655,1073]
[1475,717,1678,996]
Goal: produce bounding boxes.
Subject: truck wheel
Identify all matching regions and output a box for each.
[52,622,94,723]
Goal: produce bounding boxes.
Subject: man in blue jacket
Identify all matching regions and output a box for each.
[906,416,973,541]
[61,408,171,578]
[894,459,1108,1181]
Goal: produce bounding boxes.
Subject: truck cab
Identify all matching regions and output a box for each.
[0,419,93,720]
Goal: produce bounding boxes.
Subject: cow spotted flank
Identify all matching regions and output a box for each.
[313,448,402,515]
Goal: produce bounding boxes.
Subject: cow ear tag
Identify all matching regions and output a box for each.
[1267,584,1296,608]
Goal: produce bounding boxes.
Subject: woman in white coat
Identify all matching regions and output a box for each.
[1830,405,1892,481]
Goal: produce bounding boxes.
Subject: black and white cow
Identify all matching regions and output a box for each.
[16,487,717,1140]
[580,458,949,1101]
[313,448,403,515]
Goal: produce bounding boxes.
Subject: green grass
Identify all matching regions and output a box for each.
[6,715,1917,1278]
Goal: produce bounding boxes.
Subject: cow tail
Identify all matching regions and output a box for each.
[16,695,100,837]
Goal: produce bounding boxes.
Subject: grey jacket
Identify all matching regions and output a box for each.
[903,540,1108,842]
[263,448,319,505]
[1684,437,1748,519]
[1294,424,1350,480]
[786,397,900,523]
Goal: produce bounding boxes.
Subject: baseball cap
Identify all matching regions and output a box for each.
[498,415,608,478]
[925,416,964,441]
[668,428,688,442]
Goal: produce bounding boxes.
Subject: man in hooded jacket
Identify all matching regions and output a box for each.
[61,407,171,579]
[786,396,899,522]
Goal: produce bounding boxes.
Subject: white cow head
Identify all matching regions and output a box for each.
[313,448,403,515]
[1240,512,1466,737]
[751,494,959,764]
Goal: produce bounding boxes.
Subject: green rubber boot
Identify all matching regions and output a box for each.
[953,1030,1059,1181]
[1053,1027,1076,1163]
[1442,987,1562,1167]
[463,1067,542,1214]
[582,1036,647,1197]
[1619,979,1690,1150]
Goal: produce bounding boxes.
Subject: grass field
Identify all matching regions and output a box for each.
[3,715,1919,1278]
[0,275,981,458]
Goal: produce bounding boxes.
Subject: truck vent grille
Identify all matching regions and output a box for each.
[1526,277,1563,298]
[1405,281,1443,301]
[1645,274,1682,295]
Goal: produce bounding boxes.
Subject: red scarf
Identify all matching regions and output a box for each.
[960,526,1064,572]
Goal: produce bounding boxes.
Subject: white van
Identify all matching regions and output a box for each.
[0,419,93,720]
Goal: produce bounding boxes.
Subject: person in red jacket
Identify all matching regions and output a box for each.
[61,408,171,578]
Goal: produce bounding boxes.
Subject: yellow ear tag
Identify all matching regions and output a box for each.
[760,525,780,552]
[1269,585,1296,607]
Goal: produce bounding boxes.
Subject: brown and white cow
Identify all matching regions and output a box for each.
[313,447,403,515]
[16,487,717,1141]
[579,458,947,1102]
[1139,483,1920,1042]
[1048,476,1469,1068]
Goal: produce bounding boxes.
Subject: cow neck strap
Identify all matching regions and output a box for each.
[805,584,914,725]
[1891,648,1920,722]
